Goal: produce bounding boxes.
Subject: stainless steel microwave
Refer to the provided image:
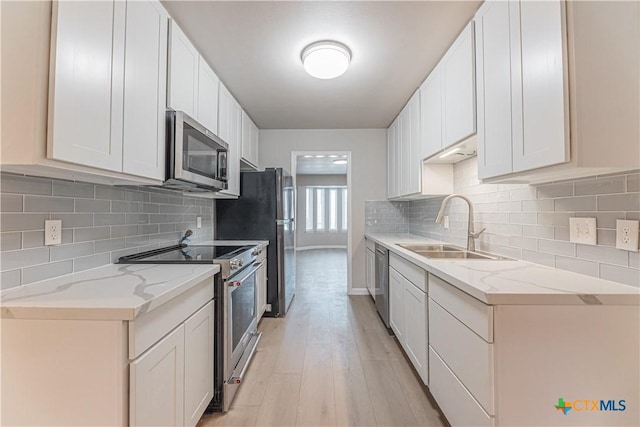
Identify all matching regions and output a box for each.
[164,110,228,192]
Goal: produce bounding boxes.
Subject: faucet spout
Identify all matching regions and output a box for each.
[435,194,481,252]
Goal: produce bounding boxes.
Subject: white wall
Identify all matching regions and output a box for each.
[260,129,387,292]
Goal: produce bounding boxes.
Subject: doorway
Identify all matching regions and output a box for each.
[291,151,352,294]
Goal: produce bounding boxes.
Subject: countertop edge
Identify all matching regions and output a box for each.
[365,232,640,306]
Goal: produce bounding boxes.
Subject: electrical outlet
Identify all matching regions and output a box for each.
[196,216,202,229]
[569,217,597,245]
[616,219,639,251]
[44,220,62,246]
[443,216,450,229]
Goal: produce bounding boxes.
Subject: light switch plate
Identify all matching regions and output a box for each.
[616,219,639,251]
[443,216,450,229]
[569,217,597,245]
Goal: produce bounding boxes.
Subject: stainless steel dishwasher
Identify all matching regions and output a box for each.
[374,244,393,334]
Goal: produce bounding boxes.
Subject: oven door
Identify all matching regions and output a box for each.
[223,262,262,411]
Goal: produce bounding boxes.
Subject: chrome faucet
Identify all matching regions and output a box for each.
[435,194,486,252]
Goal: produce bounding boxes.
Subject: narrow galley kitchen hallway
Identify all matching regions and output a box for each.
[198,249,447,427]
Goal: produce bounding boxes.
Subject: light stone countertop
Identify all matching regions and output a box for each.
[366,232,640,305]
[0,263,220,321]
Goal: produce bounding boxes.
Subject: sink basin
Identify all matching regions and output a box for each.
[397,244,463,252]
[396,243,512,261]
[417,251,509,260]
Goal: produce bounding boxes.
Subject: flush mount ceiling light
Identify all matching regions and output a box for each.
[301,41,351,79]
[332,159,347,165]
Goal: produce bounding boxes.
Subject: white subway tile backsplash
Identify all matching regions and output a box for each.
[1,232,22,251]
[1,194,23,212]
[1,172,214,287]
[1,269,21,290]
[576,244,628,267]
[24,195,75,213]
[599,264,640,287]
[365,157,639,285]
[52,181,95,199]
[1,213,50,232]
[23,260,73,285]
[555,256,599,278]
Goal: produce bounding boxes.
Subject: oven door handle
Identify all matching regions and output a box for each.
[227,262,262,288]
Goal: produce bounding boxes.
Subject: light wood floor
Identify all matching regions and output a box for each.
[198,249,448,427]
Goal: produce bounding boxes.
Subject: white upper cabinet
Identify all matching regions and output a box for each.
[197,58,220,135]
[168,20,199,119]
[46,0,168,182]
[420,65,443,160]
[217,83,242,197]
[241,110,259,170]
[475,0,638,183]
[475,0,514,179]
[386,117,400,199]
[122,0,168,180]
[441,22,476,148]
[48,0,126,173]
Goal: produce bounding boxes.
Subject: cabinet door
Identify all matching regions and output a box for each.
[442,22,476,148]
[130,324,185,427]
[122,0,168,180]
[217,83,231,143]
[217,84,241,197]
[168,20,199,118]
[399,110,410,196]
[49,0,125,172]
[184,301,214,427]
[389,268,404,343]
[386,124,396,199]
[403,281,428,385]
[407,91,422,195]
[475,0,514,179]
[365,248,374,298]
[197,58,219,134]
[512,0,569,173]
[420,66,443,159]
[251,121,260,169]
[241,110,258,168]
[256,262,267,320]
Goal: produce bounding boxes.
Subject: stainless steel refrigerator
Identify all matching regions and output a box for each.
[215,168,296,317]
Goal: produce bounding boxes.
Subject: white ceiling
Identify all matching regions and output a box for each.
[296,155,348,175]
[162,1,482,129]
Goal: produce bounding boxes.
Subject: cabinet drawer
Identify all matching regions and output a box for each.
[429,274,493,342]
[390,252,427,292]
[429,299,494,414]
[429,347,494,427]
[128,277,214,359]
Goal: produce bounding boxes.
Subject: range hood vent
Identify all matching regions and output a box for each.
[424,134,477,164]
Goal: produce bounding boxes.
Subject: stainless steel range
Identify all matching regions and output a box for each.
[117,241,264,412]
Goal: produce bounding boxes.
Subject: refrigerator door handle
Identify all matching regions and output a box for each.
[275,219,291,225]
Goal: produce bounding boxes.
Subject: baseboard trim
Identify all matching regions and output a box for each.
[348,289,370,296]
[296,245,347,251]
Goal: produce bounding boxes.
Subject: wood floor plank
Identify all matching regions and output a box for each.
[390,359,447,427]
[333,361,377,426]
[361,359,419,426]
[233,348,279,406]
[197,405,260,427]
[296,342,336,426]
[255,374,302,427]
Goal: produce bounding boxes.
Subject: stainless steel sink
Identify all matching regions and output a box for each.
[397,244,463,252]
[396,243,512,261]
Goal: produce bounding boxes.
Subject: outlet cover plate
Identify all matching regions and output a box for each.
[196,216,202,229]
[569,217,597,245]
[44,220,62,246]
[616,219,639,251]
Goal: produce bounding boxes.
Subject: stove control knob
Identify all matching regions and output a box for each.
[251,248,259,256]
[230,258,240,269]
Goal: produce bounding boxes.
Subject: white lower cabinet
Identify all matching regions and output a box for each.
[427,272,640,426]
[183,301,215,427]
[388,254,428,385]
[365,239,376,298]
[131,325,185,427]
[256,256,268,321]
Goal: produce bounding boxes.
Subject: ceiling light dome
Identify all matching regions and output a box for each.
[301,41,351,79]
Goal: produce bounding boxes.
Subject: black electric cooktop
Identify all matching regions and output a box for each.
[117,244,254,264]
